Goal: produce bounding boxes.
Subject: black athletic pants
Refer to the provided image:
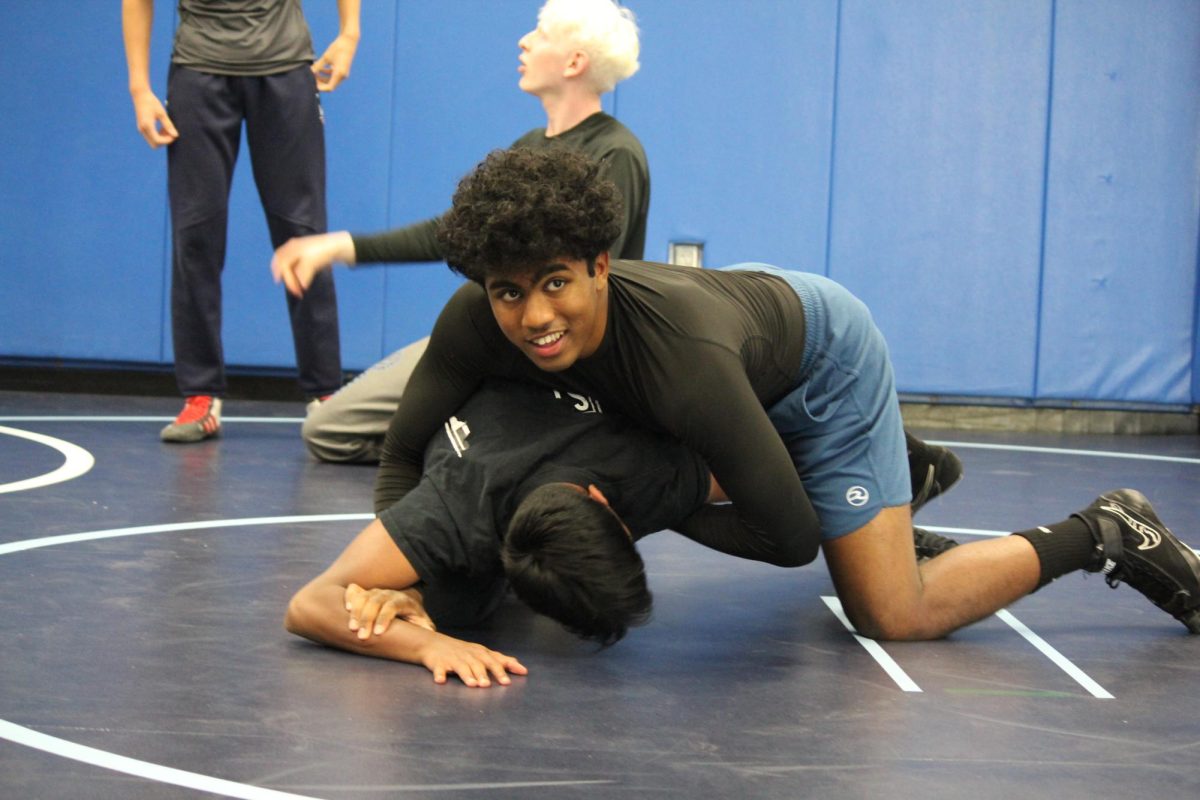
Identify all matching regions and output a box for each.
[166,64,341,398]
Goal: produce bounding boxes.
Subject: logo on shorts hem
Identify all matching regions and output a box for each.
[845,486,870,507]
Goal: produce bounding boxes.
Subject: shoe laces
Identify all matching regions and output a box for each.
[175,396,214,424]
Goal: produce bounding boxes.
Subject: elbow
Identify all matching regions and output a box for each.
[797,538,820,566]
[740,523,820,567]
[772,513,823,567]
[283,591,308,637]
[768,538,819,568]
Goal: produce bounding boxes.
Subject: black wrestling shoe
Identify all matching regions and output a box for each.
[1073,489,1200,634]
[906,433,963,515]
[914,526,959,561]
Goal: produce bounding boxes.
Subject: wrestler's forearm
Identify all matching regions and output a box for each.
[284,580,431,664]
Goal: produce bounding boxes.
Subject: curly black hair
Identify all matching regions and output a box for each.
[436,147,624,284]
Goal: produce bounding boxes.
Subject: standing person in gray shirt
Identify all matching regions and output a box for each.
[122,0,361,442]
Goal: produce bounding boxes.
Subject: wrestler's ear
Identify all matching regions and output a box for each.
[586,484,612,508]
[591,252,610,287]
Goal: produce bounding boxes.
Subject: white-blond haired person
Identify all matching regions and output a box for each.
[271,0,648,465]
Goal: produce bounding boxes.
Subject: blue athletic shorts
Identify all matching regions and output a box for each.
[722,264,910,539]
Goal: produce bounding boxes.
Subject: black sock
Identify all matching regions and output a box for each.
[1012,517,1096,590]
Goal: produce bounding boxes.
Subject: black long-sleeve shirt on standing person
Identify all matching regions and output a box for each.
[350,112,649,263]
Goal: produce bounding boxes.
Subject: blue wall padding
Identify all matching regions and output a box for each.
[2,1,177,363]
[1,1,1198,408]
[829,0,1053,398]
[620,0,839,271]
[1036,0,1200,405]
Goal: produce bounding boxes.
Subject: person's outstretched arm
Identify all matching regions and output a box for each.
[284,518,527,687]
[270,218,446,297]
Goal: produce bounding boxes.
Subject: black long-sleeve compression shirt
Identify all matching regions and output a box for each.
[374,260,819,567]
[351,112,649,264]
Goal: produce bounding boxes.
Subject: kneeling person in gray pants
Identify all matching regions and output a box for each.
[303,336,429,463]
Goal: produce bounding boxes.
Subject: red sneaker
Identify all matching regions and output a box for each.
[161,396,222,443]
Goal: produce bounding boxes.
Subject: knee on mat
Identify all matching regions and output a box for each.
[844,604,927,642]
[300,404,382,464]
[300,406,341,462]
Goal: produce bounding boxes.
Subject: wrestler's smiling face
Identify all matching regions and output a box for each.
[485,253,610,372]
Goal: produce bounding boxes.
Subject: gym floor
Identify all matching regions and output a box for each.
[2,389,1198,799]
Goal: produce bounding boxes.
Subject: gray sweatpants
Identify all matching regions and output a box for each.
[302,337,430,463]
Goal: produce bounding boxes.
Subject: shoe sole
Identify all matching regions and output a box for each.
[1179,609,1200,634]
[160,423,220,443]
